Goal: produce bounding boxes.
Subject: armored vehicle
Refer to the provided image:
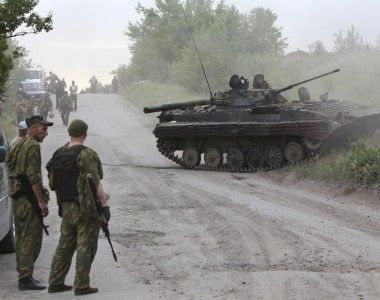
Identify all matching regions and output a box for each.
[144,69,380,171]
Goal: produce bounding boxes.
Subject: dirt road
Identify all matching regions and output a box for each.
[0,94,379,299]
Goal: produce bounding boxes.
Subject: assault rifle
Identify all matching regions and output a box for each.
[16,174,49,236]
[87,174,118,262]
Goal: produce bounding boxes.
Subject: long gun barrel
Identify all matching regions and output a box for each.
[87,174,118,262]
[143,99,210,114]
[276,69,340,94]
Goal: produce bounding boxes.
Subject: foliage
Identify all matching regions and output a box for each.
[307,40,327,56]
[296,143,380,190]
[333,26,372,52]
[0,40,31,139]
[119,1,380,108]
[125,0,286,85]
[0,0,52,97]
[122,81,204,107]
[120,81,204,108]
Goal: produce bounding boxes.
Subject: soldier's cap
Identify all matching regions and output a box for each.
[26,115,53,128]
[18,120,27,130]
[68,119,88,137]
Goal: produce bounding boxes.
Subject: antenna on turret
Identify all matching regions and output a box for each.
[180,5,213,99]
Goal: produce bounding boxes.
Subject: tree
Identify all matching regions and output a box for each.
[334,26,371,52]
[244,7,287,55]
[307,40,327,56]
[0,0,52,97]
[125,0,287,90]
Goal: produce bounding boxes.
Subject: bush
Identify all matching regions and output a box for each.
[297,143,380,189]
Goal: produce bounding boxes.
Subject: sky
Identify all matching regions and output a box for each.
[16,0,380,88]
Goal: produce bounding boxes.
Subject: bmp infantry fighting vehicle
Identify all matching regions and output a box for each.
[144,69,380,172]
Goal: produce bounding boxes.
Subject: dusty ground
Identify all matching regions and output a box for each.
[0,94,379,299]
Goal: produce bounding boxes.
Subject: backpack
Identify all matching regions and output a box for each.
[49,145,86,204]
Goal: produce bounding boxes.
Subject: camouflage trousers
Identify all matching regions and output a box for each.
[13,196,43,280]
[60,110,70,126]
[49,202,100,288]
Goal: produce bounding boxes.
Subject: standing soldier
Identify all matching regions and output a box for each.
[5,115,53,290]
[69,81,78,111]
[55,79,65,110]
[15,96,25,123]
[47,119,109,295]
[60,92,71,126]
[89,76,98,93]
[111,76,119,93]
[25,98,35,117]
[40,94,53,120]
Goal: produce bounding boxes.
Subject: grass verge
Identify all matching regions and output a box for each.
[295,142,380,193]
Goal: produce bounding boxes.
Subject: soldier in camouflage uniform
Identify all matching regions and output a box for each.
[47,119,109,295]
[60,92,71,126]
[5,115,53,290]
[24,98,36,117]
[39,94,53,120]
[15,95,25,123]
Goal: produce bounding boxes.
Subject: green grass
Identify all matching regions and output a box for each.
[295,142,380,192]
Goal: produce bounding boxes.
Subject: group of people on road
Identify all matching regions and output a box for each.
[14,94,53,124]
[6,116,109,296]
[42,71,80,126]
[7,71,122,296]
[85,75,119,94]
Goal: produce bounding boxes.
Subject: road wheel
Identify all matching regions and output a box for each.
[226,148,245,169]
[284,142,304,164]
[0,227,15,253]
[265,146,284,168]
[246,148,264,169]
[204,147,223,168]
[182,147,201,168]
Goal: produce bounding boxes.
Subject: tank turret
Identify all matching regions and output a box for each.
[144,69,341,114]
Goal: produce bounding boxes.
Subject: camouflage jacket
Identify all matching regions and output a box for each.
[15,102,24,115]
[6,137,43,196]
[47,144,103,217]
[60,95,71,112]
[41,98,53,114]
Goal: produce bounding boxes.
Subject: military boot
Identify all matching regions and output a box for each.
[18,277,46,290]
[48,284,73,293]
[74,287,98,296]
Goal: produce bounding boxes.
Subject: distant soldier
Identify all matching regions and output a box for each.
[62,78,67,90]
[25,98,35,117]
[60,92,71,126]
[69,81,78,111]
[47,72,58,94]
[320,92,328,102]
[111,76,119,93]
[15,96,25,123]
[40,94,53,120]
[55,79,66,110]
[89,76,98,93]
